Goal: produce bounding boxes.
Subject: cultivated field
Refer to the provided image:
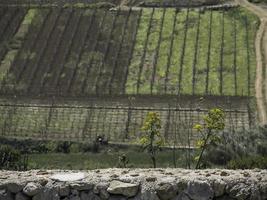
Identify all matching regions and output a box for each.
[0,1,261,144]
[0,0,231,7]
[0,102,252,145]
[0,6,259,97]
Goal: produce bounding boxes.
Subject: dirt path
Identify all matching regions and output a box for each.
[235,0,267,126]
[264,21,267,123]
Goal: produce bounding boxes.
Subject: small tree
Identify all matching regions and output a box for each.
[194,108,225,169]
[140,112,164,168]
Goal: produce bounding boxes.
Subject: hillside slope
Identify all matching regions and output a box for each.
[0,6,259,97]
[0,0,232,7]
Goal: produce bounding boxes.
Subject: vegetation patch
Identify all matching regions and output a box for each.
[248,0,267,3]
[127,7,259,96]
[0,6,259,97]
[227,156,267,169]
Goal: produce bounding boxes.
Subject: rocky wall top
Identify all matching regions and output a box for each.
[0,168,266,200]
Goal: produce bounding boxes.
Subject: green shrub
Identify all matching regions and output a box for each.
[140,112,164,168]
[69,143,81,153]
[0,145,28,170]
[257,142,267,156]
[248,0,267,3]
[227,156,267,169]
[55,141,72,154]
[117,154,129,168]
[44,141,58,153]
[204,146,232,165]
[194,108,225,169]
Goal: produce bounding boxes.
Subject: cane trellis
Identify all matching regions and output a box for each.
[0,103,253,147]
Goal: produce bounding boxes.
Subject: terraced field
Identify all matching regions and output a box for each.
[0,2,261,144]
[0,6,259,97]
[0,102,251,145]
[0,0,230,7]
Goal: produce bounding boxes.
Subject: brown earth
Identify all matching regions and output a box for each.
[236,0,267,125]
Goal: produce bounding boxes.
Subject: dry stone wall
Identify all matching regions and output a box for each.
[0,169,266,200]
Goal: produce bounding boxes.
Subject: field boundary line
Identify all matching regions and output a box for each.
[0,103,249,113]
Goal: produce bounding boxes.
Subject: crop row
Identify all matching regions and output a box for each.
[0,103,251,145]
[0,7,259,97]
[126,7,259,96]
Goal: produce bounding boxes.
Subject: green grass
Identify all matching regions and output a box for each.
[28,149,190,169]
[208,11,221,95]
[154,9,175,93]
[182,10,198,95]
[0,7,259,97]
[126,9,152,94]
[139,9,163,94]
[223,11,235,95]
[125,7,259,96]
[168,9,187,94]
[0,9,39,83]
[195,10,210,95]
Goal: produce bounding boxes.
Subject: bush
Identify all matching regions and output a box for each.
[117,154,129,168]
[204,145,232,165]
[193,108,225,169]
[248,0,267,3]
[140,112,164,168]
[0,145,28,170]
[203,127,267,167]
[55,141,72,154]
[69,143,81,153]
[227,156,267,169]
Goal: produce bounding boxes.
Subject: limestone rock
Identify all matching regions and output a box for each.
[260,183,267,199]
[55,183,70,196]
[156,183,177,200]
[250,187,261,200]
[177,180,187,193]
[93,183,109,199]
[15,192,30,200]
[37,178,49,187]
[220,171,229,176]
[216,195,235,200]
[0,182,6,190]
[0,169,266,200]
[95,184,109,200]
[229,183,250,200]
[186,180,214,200]
[32,185,59,200]
[0,189,14,200]
[99,190,110,200]
[71,190,79,196]
[176,193,191,200]
[70,182,93,191]
[140,191,160,200]
[107,180,139,197]
[108,195,127,200]
[6,182,25,193]
[213,179,226,197]
[69,194,80,200]
[51,173,86,182]
[146,177,157,182]
[23,182,42,196]
[80,191,101,200]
